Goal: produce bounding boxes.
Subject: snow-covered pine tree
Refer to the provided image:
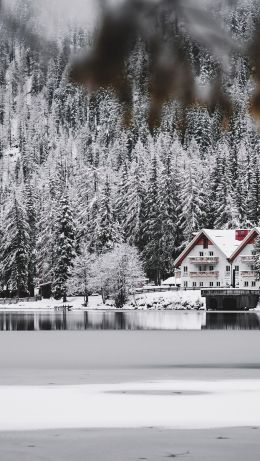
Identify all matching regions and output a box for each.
[178,153,205,246]
[253,235,260,281]
[115,161,129,239]
[52,193,76,301]
[67,243,95,304]
[247,150,260,225]
[1,191,30,297]
[158,150,179,277]
[94,175,121,254]
[25,180,37,296]
[142,153,163,284]
[123,158,146,247]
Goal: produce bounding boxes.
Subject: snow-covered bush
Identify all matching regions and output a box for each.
[89,243,145,308]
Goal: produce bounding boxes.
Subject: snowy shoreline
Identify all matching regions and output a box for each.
[0,290,205,311]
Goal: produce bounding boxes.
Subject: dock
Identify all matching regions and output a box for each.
[201,289,260,310]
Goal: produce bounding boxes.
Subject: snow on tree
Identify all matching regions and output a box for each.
[141,152,163,284]
[253,235,260,281]
[178,148,205,245]
[67,243,95,304]
[0,191,30,297]
[89,243,145,307]
[0,1,260,295]
[52,193,76,301]
[94,175,121,254]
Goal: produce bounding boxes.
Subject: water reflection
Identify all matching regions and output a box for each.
[0,310,260,331]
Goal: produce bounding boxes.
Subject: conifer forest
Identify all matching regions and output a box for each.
[0,0,260,297]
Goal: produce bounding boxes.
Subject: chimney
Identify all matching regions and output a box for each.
[235,229,250,241]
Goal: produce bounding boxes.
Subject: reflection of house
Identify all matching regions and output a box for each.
[174,229,260,289]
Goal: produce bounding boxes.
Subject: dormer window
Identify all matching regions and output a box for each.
[199,252,204,256]
[209,251,214,256]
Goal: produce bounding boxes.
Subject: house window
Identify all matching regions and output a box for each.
[199,252,204,256]
[209,251,214,256]
[183,266,188,273]
[252,281,256,287]
[184,281,188,287]
[209,266,214,271]
[235,266,239,271]
[199,282,203,287]
[193,282,196,287]
[209,282,214,287]
[226,266,230,272]
[199,265,207,272]
[244,281,249,287]
[251,265,255,271]
[216,282,220,287]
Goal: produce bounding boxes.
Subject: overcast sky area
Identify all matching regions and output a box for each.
[4,0,100,37]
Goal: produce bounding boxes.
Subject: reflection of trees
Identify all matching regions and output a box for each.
[1,310,260,331]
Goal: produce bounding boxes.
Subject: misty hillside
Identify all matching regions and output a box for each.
[0,0,260,295]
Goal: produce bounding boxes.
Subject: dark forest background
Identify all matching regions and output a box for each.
[0,0,259,296]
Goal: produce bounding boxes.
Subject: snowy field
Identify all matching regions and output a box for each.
[1,379,260,431]
[1,330,260,459]
[0,290,205,311]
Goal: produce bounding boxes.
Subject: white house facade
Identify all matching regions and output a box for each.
[174,229,255,289]
[230,228,260,289]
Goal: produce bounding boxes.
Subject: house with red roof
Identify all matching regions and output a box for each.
[229,228,260,289]
[174,228,253,289]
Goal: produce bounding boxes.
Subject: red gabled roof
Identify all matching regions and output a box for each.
[174,230,210,267]
[229,228,260,262]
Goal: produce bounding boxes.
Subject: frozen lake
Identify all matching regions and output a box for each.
[0,309,260,330]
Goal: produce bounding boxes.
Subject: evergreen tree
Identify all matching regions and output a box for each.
[253,236,260,281]
[1,192,30,297]
[94,175,121,254]
[142,154,163,284]
[52,194,76,301]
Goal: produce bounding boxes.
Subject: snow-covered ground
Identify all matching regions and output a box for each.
[0,379,260,431]
[0,290,205,311]
[132,289,204,310]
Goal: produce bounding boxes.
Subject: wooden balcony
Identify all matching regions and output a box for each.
[240,271,257,277]
[240,255,256,263]
[189,271,219,277]
[189,256,219,264]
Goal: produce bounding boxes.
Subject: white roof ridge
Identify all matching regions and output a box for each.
[174,228,252,267]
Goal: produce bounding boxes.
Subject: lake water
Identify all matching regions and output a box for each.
[1,309,260,331]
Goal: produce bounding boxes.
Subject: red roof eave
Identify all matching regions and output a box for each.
[174,230,205,267]
[229,229,259,262]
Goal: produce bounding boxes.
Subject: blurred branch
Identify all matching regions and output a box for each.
[0,0,257,131]
[68,0,240,130]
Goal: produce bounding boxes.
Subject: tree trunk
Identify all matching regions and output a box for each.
[101,287,106,304]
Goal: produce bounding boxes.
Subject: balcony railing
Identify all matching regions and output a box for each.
[189,256,219,264]
[240,271,257,277]
[240,255,257,263]
[189,271,219,277]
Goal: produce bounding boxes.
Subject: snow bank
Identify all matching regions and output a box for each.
[0,291,205,311]
[0,379,260,431]
[130,290,205,310]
